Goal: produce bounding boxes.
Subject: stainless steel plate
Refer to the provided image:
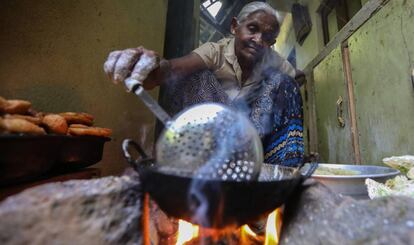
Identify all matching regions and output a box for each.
[309,163,400,199]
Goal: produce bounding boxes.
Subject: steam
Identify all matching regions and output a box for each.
[186,108,263,227]
[154,45,292,228]
[182,47,295,227]
[138,124,153,156]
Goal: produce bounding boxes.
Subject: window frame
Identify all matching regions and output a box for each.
[317,0,350,45]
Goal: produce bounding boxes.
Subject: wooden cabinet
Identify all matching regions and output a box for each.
[313,45,355,163]
[347,0,414,164]
[310,0,414,165]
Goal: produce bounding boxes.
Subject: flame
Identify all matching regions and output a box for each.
[241,224,260,244]
[176,220,199,245]
[175,208,282,245]
[241,224,257,238]
[265,208,282,245]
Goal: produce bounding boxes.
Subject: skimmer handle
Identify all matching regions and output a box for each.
[123,52,172,125]
[126,79,172,125]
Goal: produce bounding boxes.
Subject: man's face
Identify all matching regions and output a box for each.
[231,11,279,65]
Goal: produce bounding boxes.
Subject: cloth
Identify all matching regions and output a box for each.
[163,69,304,167]
[192,38,296,101]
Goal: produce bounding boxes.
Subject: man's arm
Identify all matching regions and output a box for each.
[104,47,207,90]
[153,53,208,88]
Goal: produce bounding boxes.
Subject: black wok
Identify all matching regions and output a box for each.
[123,139,317,229]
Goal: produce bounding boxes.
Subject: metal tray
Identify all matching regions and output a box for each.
[309,163,400,198]
[0,134,110,186]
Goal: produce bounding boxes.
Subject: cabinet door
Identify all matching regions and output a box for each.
[348,0,414,164]
[313,45,355,163]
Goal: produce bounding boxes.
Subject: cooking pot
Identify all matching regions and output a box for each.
[122,139,318,228]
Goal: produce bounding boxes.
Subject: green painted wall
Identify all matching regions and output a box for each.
[348,0,414,164]
[313,46,355,163]
[328,9,339,40]
[295,0,324,69]
[0,0,168,176]
[275,14,296,59]
[276,0,363,68]
[347,0,363,18]
[275,0,324,155]
[276,0,414,165]
[275,0,323,69]
[361,0,370,5]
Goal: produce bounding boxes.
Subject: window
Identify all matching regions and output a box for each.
[317,0,362,45]
[202,0,222,18]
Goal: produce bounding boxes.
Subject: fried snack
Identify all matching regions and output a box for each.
[0,117,46,135]
[0,96,7,113]
[4,99,32,114]
[59,112,94,126]
[68,126,112,137]
[42,114,68,135]
[27,108,44,117]
[4,114,42,125]
[68,123,88,128]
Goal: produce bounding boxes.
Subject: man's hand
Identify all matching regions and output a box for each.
[103,46,161,89]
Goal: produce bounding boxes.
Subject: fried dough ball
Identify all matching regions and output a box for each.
[0,117,46,135]
[4,114,42,125]
[59,112,94,126]
[68,126,112,137]
[42,114,68,135]
[4,99,32,114]
[27,108,45,118]
[0,96,7,113]
[68,124,88,128]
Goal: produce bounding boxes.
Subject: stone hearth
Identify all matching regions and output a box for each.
[0,175,413,245]
[281,181,414,245]
[0,174,142,245]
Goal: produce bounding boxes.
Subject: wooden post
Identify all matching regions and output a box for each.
[341,43,361,164]
[305,72,319,154]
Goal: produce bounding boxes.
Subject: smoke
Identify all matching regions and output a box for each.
[183,105,263,227]
[138,123,153,156]
[155,44,293,228]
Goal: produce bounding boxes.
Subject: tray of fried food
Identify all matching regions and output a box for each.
[60,112,111,138]
[0,96,46,135]
[0,96,111,137]
[0,95,112,186]
[67,124,112,137]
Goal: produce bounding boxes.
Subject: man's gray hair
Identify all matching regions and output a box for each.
[237,1,280,24]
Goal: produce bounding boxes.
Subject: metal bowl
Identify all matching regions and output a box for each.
[309,163,400,199]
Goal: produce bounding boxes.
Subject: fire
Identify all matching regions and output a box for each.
[241,224,257,238]
[175,208,283,245]
[264,208,282,245]
[176,220,199,245]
